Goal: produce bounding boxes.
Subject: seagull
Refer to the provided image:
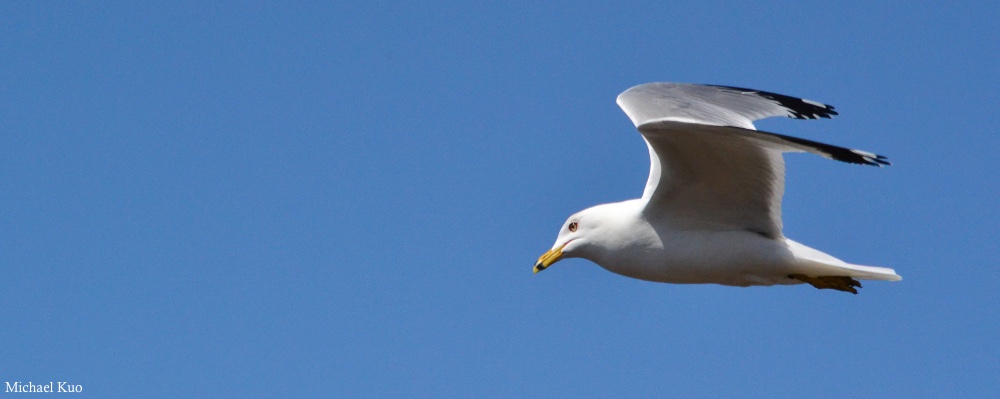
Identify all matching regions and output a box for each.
[533,83,901,294]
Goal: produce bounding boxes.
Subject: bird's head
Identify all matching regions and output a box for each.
[534,204,620,274]
[533,216,586,273]
[534,201,643,274]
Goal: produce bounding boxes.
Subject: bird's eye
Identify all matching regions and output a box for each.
[568,222,578,232]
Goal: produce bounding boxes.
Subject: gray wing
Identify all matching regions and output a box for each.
[636,120,888,238]
[615,82,886,238]
[616,82,838,129]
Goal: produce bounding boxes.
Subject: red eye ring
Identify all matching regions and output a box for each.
[568,222,578,232]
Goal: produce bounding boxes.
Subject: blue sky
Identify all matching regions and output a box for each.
[2,1,998,397]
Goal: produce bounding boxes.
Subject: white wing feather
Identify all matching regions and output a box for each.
[617,82,838,129]
[616,83,888,240]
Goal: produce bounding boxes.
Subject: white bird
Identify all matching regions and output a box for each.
[534,83,901,294]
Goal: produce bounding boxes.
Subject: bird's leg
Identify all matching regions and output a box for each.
[787,274,862,294]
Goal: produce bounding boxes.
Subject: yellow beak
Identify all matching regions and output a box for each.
[533,243,567,274]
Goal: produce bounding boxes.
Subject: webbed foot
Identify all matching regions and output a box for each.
[788,274,862,294]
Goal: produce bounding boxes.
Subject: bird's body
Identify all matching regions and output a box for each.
[567,199,787,286]
[535,83,901,294]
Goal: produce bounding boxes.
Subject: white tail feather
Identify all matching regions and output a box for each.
[786,239,902,281]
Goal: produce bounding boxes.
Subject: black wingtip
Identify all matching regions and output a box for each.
[850,150,892,167]
[767,132,891,167]
[708,84,839,120]
[873,155,892,167]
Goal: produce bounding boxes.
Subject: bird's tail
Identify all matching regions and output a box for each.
[785,238,902,282]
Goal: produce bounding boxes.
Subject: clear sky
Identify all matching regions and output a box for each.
[2,2,998,397]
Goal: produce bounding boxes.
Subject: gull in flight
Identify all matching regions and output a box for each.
[534,83,901,294]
